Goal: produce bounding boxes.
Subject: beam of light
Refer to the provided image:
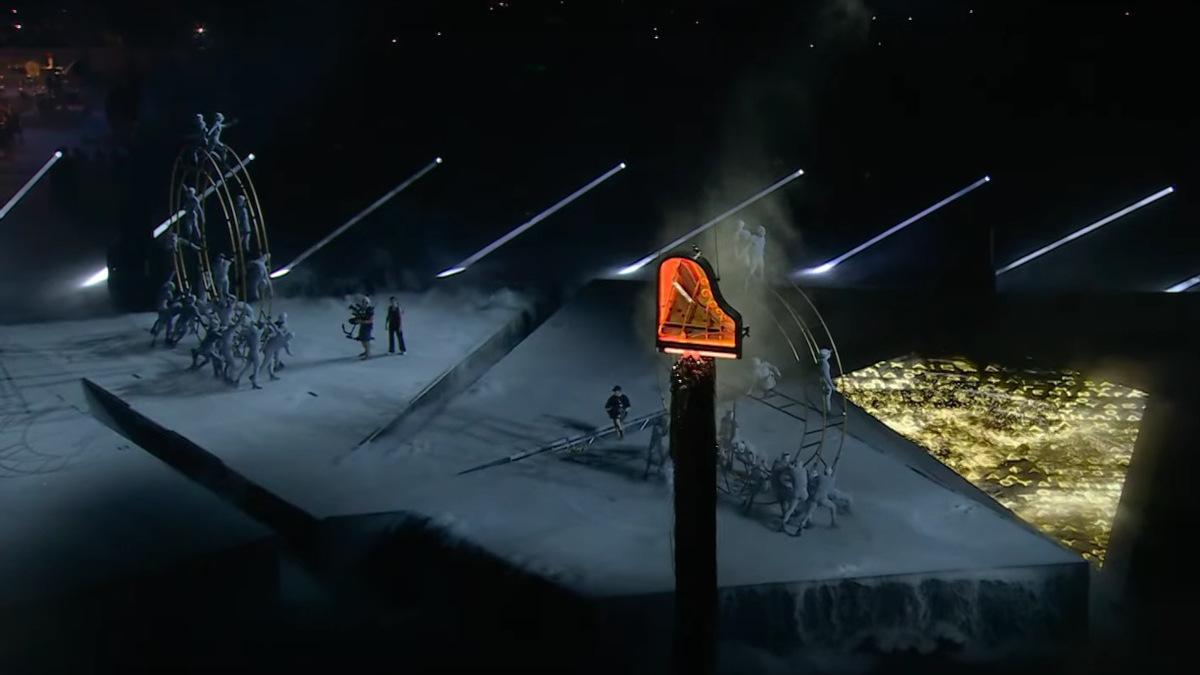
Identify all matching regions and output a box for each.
[800,175,991,275]
[81,267,109,288]
[615,168,804,276]
[995,186,1176,276]
[0,150,63,221]
[435,162,626,279]
[435,267,466,279]
[271,158,442,279]
[1164,274,1200,293]
[152,153,258,238]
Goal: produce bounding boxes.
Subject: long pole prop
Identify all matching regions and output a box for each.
[0,151,63,221]
[436,161,627,278]
[995,186,1175,276]
[801,175,991,275]
[153,154,258,238]
[617,168,805,276]
[670,354,718,675]
[272,157,443,278]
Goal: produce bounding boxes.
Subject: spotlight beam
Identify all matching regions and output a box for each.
[436,162,626,279]
[995,186,1176,276]
[153,153,258,238]
[81,267,108,288]
[801,175,991,275]
[271,157,442,279]
[615,168,805,276]
[0,151,64,221]
[1164,274,1200,293]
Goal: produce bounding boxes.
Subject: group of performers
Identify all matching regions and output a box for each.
[149,279,294,390]
[162,111,271,304]
[643,219,846,535]
[148,112,290,390]
[639,380,851,537]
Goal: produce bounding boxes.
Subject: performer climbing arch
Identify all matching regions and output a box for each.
[652,250,850,500]
[166,119,272,317]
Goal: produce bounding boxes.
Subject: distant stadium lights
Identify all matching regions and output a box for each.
[436,161,627,279]
[271,157,443,279]
[800,175,991,275]
[995,186,1176,276]
[616,168,805,276]
[152,153,258,238]
[81,267,109,288]
[0,151,64,221]
[1164,274,1200,293]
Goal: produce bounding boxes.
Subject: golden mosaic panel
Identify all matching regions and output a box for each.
[837,357,1145,563]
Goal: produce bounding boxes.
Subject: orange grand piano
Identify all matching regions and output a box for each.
[656,252,744,360]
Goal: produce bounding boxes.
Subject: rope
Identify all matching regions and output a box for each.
[711,219,722,279]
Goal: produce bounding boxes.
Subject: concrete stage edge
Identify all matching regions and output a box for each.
[0,288,547,670]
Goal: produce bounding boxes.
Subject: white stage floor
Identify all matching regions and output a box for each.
[74,281,1080,600]
[0,287,530,607]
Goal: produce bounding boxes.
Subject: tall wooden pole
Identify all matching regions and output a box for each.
[670,353,718,675]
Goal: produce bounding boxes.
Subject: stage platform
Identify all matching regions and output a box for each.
[84,288,537,513]
[0,312,278,667]
[83,280,1088,672]
[0,287,535,668]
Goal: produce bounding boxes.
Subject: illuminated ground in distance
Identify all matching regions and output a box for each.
[836,357,1146,563]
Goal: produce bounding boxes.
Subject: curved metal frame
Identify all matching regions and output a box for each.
[167,142,272,317]
[784,279,850,470]
[652,272,850,500]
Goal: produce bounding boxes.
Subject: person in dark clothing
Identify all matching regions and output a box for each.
[386,296,406,355]
[605,386,631,439]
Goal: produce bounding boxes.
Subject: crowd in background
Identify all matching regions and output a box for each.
[0,104,22,156]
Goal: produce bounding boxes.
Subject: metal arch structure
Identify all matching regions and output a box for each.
[777,279,850,470]
[652,270,851,498]
[167,142,272,317]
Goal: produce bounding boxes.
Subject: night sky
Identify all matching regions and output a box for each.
[2,0,1195,319]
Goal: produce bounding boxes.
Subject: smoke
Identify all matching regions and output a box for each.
[818,0,874,42]
[631,1,870,375]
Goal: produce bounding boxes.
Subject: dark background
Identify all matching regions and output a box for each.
[0,3,1195,671]
[1,0,1195,319]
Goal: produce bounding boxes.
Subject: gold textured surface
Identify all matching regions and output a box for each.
[836,357,1145,563]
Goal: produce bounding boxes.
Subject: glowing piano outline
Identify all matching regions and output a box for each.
[656,254,743,360]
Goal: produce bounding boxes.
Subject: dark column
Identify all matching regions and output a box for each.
[669,355,717,675]
[1103,372,1200,654]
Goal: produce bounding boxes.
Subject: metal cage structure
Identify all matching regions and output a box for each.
[653,252,850,502]
[166,142,272,318]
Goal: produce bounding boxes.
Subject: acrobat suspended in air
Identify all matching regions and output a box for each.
[745,225,766,286]
[192,114,209,164]
[235,194,253,253]
[179,186,205,242]
[212,253,232,298]
[817,347,836,412]
[205,112,237,162]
